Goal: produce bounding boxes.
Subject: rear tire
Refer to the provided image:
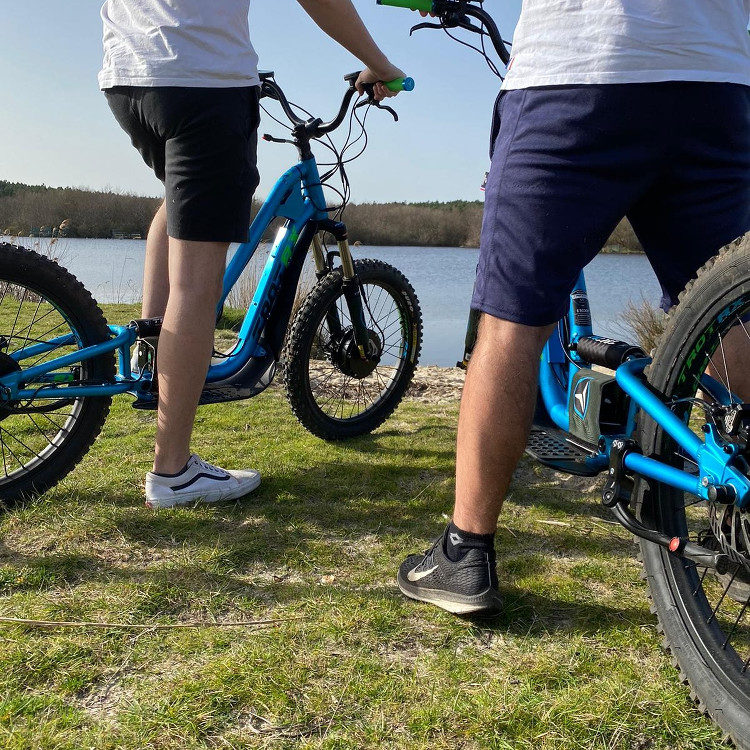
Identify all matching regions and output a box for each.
[0,244,114,507]
[636,232,750,748]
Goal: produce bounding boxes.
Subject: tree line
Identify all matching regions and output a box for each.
[0,181,162,239]
[0,180,641,251]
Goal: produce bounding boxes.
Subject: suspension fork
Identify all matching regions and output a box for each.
[313,233,343,341]
[319,221,371,357]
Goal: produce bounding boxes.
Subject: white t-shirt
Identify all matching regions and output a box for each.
[98,0,259,89]
[502,0,750,90]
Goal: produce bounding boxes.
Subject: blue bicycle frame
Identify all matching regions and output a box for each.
[0,155,329,404]
[537,271,750,514]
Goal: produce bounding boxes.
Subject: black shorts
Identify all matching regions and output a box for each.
[105,86,261,244]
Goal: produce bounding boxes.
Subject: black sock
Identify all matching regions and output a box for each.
[444,521,495,562]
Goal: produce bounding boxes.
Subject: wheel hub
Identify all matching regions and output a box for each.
[0,351,21,422]
[332,328,382,379]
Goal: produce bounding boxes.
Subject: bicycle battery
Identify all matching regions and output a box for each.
[568,369,630,444]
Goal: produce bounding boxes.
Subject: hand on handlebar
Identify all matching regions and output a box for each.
[355,64,406,100]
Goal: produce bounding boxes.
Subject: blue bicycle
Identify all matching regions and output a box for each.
[382,0,750,743]
[0,72,422,504]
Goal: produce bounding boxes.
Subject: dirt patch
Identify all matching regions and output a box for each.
[272,362,465,405]
[80,677,133,725]
[405,366,465,404]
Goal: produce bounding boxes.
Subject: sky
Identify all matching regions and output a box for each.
[0,0,522,203]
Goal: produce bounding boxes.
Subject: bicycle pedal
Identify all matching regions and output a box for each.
[131,393,158,411]
[525,424,604,477]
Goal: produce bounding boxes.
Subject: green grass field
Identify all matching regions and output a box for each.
[0,376,731,748]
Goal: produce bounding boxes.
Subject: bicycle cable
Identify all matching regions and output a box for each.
[262,89,375,218]
[441,20,504,80]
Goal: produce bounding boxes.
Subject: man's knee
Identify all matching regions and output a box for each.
[475,312,556,355]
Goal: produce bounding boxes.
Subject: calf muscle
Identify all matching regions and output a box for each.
[453,315,556,534]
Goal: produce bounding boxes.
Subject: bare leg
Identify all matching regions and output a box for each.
[142,201,170,319]
[153,239,227,474]
[453,314,556,534]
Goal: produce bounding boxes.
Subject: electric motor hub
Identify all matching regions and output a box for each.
[332,328,382,379]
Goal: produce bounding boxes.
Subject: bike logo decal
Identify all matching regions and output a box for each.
[573,377,592,420]
[281,228,299,267]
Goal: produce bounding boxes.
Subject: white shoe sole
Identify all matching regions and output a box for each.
[397,578,502,616]
[145,473,261,509]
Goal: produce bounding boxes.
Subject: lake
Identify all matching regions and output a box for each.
[1,237,662,367]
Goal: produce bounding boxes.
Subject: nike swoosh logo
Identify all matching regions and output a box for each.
[407,565,438,582]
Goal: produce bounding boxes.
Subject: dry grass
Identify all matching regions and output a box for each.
[621,296,667,353]
[604,218,643,254]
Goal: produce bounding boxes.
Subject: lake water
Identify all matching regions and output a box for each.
[0,237,662,367]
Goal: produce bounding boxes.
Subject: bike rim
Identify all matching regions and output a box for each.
[305,279,412,424]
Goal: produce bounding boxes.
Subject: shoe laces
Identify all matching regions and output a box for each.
[416,537,442,570]
[192,455,229,477]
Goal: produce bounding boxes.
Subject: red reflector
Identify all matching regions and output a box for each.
[669,537,681,553]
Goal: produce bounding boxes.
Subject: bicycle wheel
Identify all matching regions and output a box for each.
[283,259,422,440]
[0,244,114,507]
[637,232,750,746]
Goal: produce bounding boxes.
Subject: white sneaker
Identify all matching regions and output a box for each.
[145,454,261,509]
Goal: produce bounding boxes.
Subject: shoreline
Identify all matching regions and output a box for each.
[3,235,642,255]
[406,365,466,403]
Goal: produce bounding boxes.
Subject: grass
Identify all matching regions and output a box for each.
[621,297,667,354]
[0,297,730,749]
[0,384,732,750]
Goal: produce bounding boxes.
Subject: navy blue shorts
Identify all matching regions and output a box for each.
[472,82,750,326]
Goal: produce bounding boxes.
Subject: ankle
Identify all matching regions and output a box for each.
[444,521,495,562]
[153,453,191,476]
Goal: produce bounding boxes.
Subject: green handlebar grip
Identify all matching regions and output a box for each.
[376,0,434,11]
[385,77,415,93]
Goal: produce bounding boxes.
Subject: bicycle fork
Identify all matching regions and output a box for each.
[314,225,372,360]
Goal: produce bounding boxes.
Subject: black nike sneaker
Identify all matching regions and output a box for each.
[397,528,502,616]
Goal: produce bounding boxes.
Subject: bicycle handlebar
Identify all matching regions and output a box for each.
[260,72,414,139]
[385,76,416,92]
[378,0,511,66]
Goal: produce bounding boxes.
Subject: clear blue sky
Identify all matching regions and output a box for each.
[0,1,521,203]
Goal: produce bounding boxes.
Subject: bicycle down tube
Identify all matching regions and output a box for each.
[0,156,328,400]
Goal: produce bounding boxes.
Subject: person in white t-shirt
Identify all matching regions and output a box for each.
[100,1,405,508]
[398,1,750,616]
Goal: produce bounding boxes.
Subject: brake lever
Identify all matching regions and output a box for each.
[409,21,443,35]
[354,97,399,122]
[454,17,485,36]
[377,103,399,122]
[410,14,483,37]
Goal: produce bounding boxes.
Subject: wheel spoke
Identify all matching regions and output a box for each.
[0,270,101,490]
